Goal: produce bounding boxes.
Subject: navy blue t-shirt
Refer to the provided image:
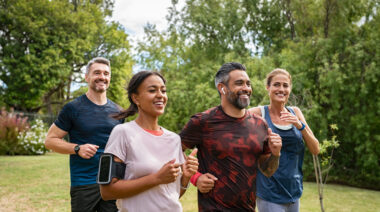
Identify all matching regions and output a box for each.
[54,94,124,186]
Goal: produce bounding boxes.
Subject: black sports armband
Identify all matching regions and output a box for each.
[97,153,126,184]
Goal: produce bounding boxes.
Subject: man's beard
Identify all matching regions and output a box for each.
[226,89,250,109]
[90,80,108,93]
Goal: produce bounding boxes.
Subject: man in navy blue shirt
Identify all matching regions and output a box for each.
[45,57,123,212]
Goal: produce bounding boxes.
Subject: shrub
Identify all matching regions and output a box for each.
[18,119,48,155]
[0,108,29,155]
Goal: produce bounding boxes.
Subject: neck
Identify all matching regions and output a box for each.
[135,113,160,131]
[268,102,286,116]
[221,99,246,118]
[86,90,107,105]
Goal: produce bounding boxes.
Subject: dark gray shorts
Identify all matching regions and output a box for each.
[70,184,117,212]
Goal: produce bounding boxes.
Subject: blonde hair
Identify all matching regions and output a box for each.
[266,68,292,87]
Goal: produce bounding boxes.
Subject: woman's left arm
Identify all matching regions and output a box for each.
[293,107,320,155]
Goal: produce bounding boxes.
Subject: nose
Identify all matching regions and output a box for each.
[242,83,252,93]
[156,90,165,97]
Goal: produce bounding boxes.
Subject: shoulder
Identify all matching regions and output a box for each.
[289,106,303,117]
[200,106,219,117]
[162,127,181,140]
[64,95,87,110]
[111,121,130,133]
[190,106,219,122]
[107,98,118,107]
[247,110,268,128]
[61,96,83,113]
[248,106,262,117]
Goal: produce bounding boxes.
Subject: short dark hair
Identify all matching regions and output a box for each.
[113,71,166,120]
[215,62,246,88]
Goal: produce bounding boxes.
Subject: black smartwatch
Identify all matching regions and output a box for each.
[74,144,80,155]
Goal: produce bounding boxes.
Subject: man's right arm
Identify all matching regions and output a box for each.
[180,115,218,193]
[44,124,98,158]
[45,123,74,154]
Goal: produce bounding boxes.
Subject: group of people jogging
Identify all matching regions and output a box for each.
[45,57,319,212]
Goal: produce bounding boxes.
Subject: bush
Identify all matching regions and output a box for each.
[0,108,29,155]
[18,119,48,155]
[0,108,48,155]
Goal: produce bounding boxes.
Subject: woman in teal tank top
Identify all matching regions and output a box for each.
[249,68,320,212]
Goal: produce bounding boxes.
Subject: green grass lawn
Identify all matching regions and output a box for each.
[1,153,379,212]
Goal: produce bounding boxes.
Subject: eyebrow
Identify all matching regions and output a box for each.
[234,79,250,83]
[147,85,166,88]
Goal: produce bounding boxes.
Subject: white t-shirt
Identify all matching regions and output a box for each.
[105,120,185,212]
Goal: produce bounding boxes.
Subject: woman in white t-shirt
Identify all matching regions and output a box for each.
[100,71,198,212]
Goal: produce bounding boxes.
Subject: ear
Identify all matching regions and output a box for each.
[131,93,139,106]
[84,73,89,83]
[217,83,225,95]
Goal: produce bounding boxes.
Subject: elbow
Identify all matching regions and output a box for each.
[100,185,115,201]
[311,143,320,155]
[44,139,52,150]
[311,147,320,155]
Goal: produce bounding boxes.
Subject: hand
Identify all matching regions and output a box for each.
[155,159,181,185]
[183,149,199,178]
[78,144,99,159]
[280,111,302,129]
[268,128,282,156]
[197,173,217,193]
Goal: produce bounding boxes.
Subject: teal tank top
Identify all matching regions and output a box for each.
[256,106,305,204]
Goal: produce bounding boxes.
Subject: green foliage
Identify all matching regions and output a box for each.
[137,0,380,188]
[0,0,133,113]
[0,108,29,155]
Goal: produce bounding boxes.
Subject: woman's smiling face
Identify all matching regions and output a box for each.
[133,75,168,117]
[267,74,292,104]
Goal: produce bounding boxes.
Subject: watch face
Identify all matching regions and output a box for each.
[74,145,80,154]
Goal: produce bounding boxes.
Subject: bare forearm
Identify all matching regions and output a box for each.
[101,174,160,200]
[45,138,75,154]
[180,175,191,197]
[259,154,280,177]
[44,124,74,154]
[302,126,320,155]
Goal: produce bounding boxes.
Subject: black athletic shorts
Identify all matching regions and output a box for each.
[70,183,117,212]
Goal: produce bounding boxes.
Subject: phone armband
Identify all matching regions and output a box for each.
[97,153,126,184]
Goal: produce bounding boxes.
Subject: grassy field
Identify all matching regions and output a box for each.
[1,153,379,212]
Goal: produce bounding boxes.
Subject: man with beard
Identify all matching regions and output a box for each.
[180,62,282,211]
[45,57,124,212]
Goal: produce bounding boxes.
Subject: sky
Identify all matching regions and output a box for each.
[111,0,180,46]
[110,0,184,71]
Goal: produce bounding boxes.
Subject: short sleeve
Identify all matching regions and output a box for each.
[104,125,128,163]
[179,114,203,149]
[54,103,73,132]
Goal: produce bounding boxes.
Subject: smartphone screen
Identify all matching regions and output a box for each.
[98,155,112,184]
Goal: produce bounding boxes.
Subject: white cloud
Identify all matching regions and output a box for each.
[111,0,174,42]
[111,0,184,71]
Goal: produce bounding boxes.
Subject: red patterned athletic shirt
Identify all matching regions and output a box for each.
[180,106,270,212]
